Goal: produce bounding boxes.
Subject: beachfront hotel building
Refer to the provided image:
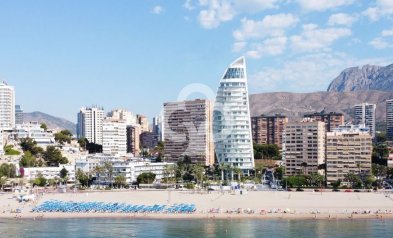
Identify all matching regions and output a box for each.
[163,99,214,166]
[251,114,288,149]
[354,103,376,138]
[303,111,344,132]
[387,99,393,141]
[102,120,127,155]
[0,82,15,130]
[77,106,105,145]
[137,114,150,132]
[283,120,325,176]
[326,126,372,184]
[213,57,254,172]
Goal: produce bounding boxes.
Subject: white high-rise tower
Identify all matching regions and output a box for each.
[0,82,15,129]
[77,106,105,145]
[213,57,254,173]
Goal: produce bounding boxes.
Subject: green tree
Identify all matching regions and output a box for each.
[331,180,341,189]
[0,164,16,178]
[77,137,87,150]
[19,151,39,167]
[137,172,156,184]
[40,123,48,131]
[344,172,361,188]
[104,162,113,187]
[76,169,90,188]
[33,173,47,187]
[253,143,280,160]
[274,167,284,180]
[4,145,21,155]
[20,138,44,156]
[54,130,73,145]
[60,167,68,179]
[163,164,175,183]
[0,177,7,191]
[114,175,127,188]
[191,163,205,186]
[372,144,389,160]
[42,146,68,166]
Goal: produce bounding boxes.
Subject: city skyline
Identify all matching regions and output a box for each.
[1,1,393,122]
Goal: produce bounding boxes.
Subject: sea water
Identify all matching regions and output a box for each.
[0,218,391,237]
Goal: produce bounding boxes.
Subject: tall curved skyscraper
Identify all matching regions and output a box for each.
[213,57,254,173]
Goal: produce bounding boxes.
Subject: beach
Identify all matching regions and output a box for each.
[1,190,393,220]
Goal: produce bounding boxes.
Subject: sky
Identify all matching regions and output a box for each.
[0,0,393,123]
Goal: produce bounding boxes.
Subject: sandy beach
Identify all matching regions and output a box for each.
[1,190,393,220]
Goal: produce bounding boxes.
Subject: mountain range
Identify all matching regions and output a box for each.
[22,63,393,129]
[327,64,393,92]
[24,112,76,135]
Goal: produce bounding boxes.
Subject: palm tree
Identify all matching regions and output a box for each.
[93,165,104,188]
[233,167,242,182]
[301,162,308,175]
[104,162,113,188]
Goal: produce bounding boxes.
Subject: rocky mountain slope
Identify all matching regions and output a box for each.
[249,90,393,122]
[327,64,393,92]
[24,111,76,134]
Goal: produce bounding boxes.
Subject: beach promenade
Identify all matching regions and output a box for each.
[1,190,393,220]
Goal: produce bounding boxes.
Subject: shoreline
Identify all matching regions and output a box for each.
[2,190,393,221]
[1,212,393,221]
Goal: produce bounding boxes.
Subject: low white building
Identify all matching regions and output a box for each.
[11,122,55,145]
[23,165,75,183]
[75,154,174,184]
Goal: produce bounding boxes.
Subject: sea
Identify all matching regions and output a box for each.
[0,218,391,237]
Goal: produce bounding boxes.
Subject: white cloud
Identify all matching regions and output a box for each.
[232,41,247,52]
[363,0,393,21]
[151,5,164,14]
[327,13,357,26]
[290,25,351,52]
[297,0,354,11]
[196,0,282,29]
[370,38,391,49]
[184,0,195,10]
[233,14,299,41]
[382,28,393,37]
[246,36,288,59]
[234,0,281,13]
[370,27,393,49]
[198,0,236,29]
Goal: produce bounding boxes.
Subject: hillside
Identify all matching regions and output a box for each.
[24,111,76,134]
[249,90,393,122]
[327,64,393,92]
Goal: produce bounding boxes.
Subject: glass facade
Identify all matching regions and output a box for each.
[213,57,255,171]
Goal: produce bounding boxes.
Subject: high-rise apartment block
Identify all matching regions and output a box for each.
[251,114,287,148]
[283,120,325,176]
[126,125,141,156]
[102,120,127,155]
[354,103,376,138]
[15,105,24,125]
[387,100,393,141]
[303,111,344,132]
[163,99,214,166]
[77,107,105,145]
[152,116,163,141]
[326,126,372,184]
[0,82,15,129]
[213,57,254,171]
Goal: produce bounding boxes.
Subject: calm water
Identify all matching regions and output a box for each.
[0,218,391,237]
